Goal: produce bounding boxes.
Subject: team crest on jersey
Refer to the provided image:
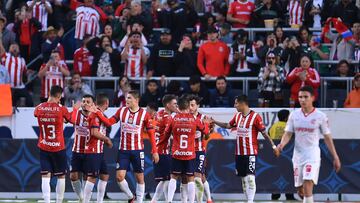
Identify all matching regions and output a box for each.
[219,47,224,52]
[128,116,133,124]
[310,119,316,125]
[247,6,252,9]
[305,164,312,173]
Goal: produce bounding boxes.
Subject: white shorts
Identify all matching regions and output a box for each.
[293,162,320,187]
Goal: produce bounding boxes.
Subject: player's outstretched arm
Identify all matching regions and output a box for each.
[260,130,279,156]
[323,133,341,172]
[276,131,293,157]
[211,118,232,129]
[90,128,113,148]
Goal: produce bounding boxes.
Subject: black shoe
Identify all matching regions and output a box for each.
[271,193,281,200]
[286,193,296,200]
[128,196,136,203]
[145,192,152,200]
[104,192,111,200]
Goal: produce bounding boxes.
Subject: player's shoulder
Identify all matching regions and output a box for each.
[314,109,327,118]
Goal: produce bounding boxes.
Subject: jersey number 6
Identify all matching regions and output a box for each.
[180,134,188,149]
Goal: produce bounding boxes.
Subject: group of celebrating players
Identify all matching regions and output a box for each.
[34,84,341,203]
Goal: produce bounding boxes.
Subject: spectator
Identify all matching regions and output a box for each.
[258,33,283,65]
[175,34,199,76]
[252,0,284,27]
[186,0,205,13]
[257,52,285,107]
[303,0,327,28]
[186,75,210,107]
[330,59,353,89]
[114,0,132,17]
[197,27,230,78]
[327,22,357,61]
[119,21,148,49]
[0,15,16,52]
[0,42,33,106]
[87,35,122,77]
[151,0,167,28]
[112,7,130,44]
[281,36,303,74]
[73,35,93,77]
[13,7,42,62]
[140,79,164,107]
[0,63,10,84]
[165,80,184,97]
[127,0,153,39]
[121,31,150,78]
[344,73,360,107]
[229,29,260,76]
[41,26,65,62]
[102,0,115,19]
[148,28,178,77]
[219,22,232,44]
[64,73,93,106]
[38,50,70,102]
[286,54,320,107]
[287,0,305,28]
[103,24,120,50]
[200,12,216,35]
[209,76,237,107]
[113,76,132,107]
[331,0,360,27]
[167,0,189,42]
[298,26,312,50]
[227,0,255,28]
[309,36,330,75]
[26,0,53,32]
[274,26,286,48]
[214,10,227,29]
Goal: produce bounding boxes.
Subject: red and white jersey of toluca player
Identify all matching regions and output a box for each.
[195,113,208,152]
[72,109,90,153]
[34,102,75,152]
[1,53,27,88]
[85,112,107,153]
[288,0,303,26]
[40,61,69,98]
[229,110,265,156]
[155,109,172,154]
[26,1,51,31]
[123,46,150,78]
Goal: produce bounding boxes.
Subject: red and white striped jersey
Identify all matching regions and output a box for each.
[86,112,107,153]
[73,46,93,76]
[72,109,90,153]
[123,47,150,78]
[155,109,172,154]
[112,107,153,150]
[229,110,265,156]
[195,113,207,152]
[26,1,51,31]
[1,53,27,88]
[40,61,69,98]
[75,6,101,40]
[288,0,304,26]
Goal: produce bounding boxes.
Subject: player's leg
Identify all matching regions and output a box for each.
[244,155,257,203]
[168,158,183,203]
[70,152,84,202]
[53,150,67,203]
[301,162,320,203]
[235,155,248,200]
[194,152,205,203]
[202,175,212,203]
[97,156,109,203]
[294,164,304,199]
[186,159,196,203]
[180,175,188,203]
[152,154,171,202]
[83,153,100,203]
[131,150,146,203]
[116,150,134,201]
[40,149,52,203]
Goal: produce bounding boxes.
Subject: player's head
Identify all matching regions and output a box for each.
[177,95,190,112]
[298,85,315,108]
[49,85,63,103]
[126,90,140,108]
[81,94,95,111]
[146,102,158,118]
[188,94,202,115]
[277,109,290,122]
[234,95,249,113]
[96,93,109,111]
[162,94,178,113]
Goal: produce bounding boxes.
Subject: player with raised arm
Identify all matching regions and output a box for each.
[164,95,210,203]
[211,95,279,203]
[70,94,95,202]
[94,90,159,203]
[34,85,78,203]
[276,86,341,203]
[83,93,113,203]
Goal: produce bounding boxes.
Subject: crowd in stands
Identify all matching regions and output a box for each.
[0,0,359,109]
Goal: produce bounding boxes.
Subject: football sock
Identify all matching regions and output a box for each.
[136,183,145,203]
[163,180,169,202]
[97,179,107,203]
[303,196,314,203]
[246,175,256,203]
[56,178,65,203]
[117,180,134,199]
[194,177,204,203]
[41,177,51,203]
[203,181,212,201]
[152,181,164,202]
[167,178,177,202]
[71,180,84,201]
[187,182,195,203]
[83,181,94,203]
[180,183,188,203]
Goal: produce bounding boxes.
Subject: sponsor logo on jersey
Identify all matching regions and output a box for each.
[40,139,61,147]
[174,150,193,156]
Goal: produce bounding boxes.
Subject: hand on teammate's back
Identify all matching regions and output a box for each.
[152,153,159,164]
[105,137,113,148]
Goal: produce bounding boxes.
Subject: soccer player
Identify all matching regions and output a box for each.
[211,95,279,203]
[70,94,95,202]
[151,95,178,203]
[95,90,159,203]
[34,85,78,203]
[83,93,113,203]
[188,95,212,203]
[276,86,341,203]
[164,95,210,203]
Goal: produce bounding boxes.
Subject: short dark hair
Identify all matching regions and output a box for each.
[299,85,315,96]
[187,94,202,105]
[216,76,227,83]
[129,31,142,38]
[337,59,350,69]
[96,93,109,106]
[146,102,158,112]
[277,109,290,122]
[50,85,63,97]
[128,90,140,100]
[235,95,248,105]
[189,75,201,85]
[83,94,95,102]
[147,79,158,86]
[162,94,177,106]
[178,95,190,110]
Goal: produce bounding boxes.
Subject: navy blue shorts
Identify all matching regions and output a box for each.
[235,155,256,177]
[195,151,206,174]
[70,152,86,173]
[84,153,108,177]
[116,150,144,173]
[40,149,67,176]
[171,158,195,176]
[153,154,171,181]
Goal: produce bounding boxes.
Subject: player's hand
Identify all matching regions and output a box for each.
[87,104,99,113]
[72,101,81,110]
[152,152,159,164]
[273,147,281,157]
[333,156,341,173]
[105,137,113,148]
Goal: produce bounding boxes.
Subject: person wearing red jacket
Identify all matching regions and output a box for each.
[286,55,320,107]
[197,27,230,79]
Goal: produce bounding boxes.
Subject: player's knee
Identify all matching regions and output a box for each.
[70,172,78,181]
[100,174,109,181]
[247,175,256,189]
[116,175,125,182]
[297,187,304,199]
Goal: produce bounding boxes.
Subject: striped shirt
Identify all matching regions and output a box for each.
[195,113,207,152]
[1,53,27,88]
[288,0,304,26]
[75,6,101,40]
[86,111,107,153]
[40,61,68,98]
[72,109,90,153]
[27,1,51,31]
[229,110,265,155]
[155,110,172,154]
[123,47,150,78]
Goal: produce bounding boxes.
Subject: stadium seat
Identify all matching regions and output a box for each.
[325,89,348,108]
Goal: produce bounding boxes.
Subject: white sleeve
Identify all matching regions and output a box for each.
[143,47,150,57]
[119,35,129,47]
[320,114,331,135]
[284,112,295,133]
[229,47,234,64]
[46,1,52,8]
[246,45,261,64]
[141,34,148,46]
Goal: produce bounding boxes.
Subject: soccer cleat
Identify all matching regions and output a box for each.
[104,192,111,199]
[128,196,136,203]
[206,200,213,203]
